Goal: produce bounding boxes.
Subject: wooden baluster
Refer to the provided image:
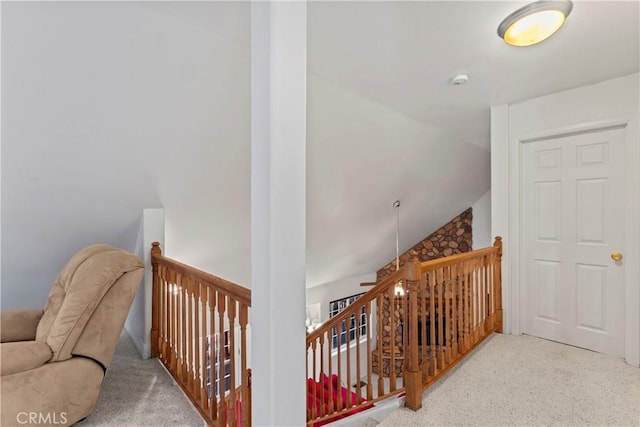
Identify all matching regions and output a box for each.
[319,334,326,418]
[228,298,237,427]
[444,266,451,364]
[239,304,248,427]
[336,321,343,412]
[151,243,161,357]
[176,274,181,379]
[494,236,503,333]
[376,295,384,397]
[163,266,169,363]
[490,251,495,327]
[328,327,334,415]
[186,277,194,395]
[483,254,489,334]
[477,258,483,340]
[437,268,445,369]
[245,369,252,427]
[480,258,484,339]
[158,265,165,362]
[458,261,465,353]
[420,272,428,382]
[200,284,209,413]
[305,341,310,421]
[474,259,480,339]
[491,249,497,329]
[208,289,218,421]
[217,292,227,426]
[468,259,476,347]
[451,263,458,359]
[472,258,479,344]
[311,339,318,419]
[346,314,352,407]
[429,270,436,376]
[173,270,179,372]
[404,252,422,411]
[164,266,170,365]
[319,333,325,385]
[169,270,177,372]
[365,303,373,401]
[193,281,201,404]
[465,260,471,349]
[355,304,362,407]
[167,269,172,365]
[475,258,481,338]
[180,273,187,382]
[319,334,325,377]
[389,287,397,392]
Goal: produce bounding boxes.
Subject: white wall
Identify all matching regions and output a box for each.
[471,190,492,249]
[125,208,164,359]
[1,2,250,309]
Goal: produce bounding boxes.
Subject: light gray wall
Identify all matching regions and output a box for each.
[1,2,250,309]
[306,75,491,288]
[471,190,492,249]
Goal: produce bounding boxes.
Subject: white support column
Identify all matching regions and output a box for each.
[251,2,307,426]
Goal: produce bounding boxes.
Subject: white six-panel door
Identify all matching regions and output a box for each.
[521,127,626,356]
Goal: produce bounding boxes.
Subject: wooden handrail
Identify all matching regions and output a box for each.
[150,242,252,427]
[306,236,503,426]
[419,244,498,271]
[306,268,404,343]
[151,242,251,307]
[360,282,377,287]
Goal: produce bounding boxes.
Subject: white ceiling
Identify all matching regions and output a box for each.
[308,1,639,150]
[304,1,639,287]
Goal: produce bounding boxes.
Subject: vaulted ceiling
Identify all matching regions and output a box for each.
[2,2,638,305]
[305,1,639,286]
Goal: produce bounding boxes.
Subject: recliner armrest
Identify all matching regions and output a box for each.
[1,309,44,343]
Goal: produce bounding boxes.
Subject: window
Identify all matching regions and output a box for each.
[329,293,367,349]
[205,331,231,398]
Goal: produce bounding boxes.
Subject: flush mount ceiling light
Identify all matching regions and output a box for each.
[498,0,573,47]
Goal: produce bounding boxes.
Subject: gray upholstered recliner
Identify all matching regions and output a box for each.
[0,244,144,426]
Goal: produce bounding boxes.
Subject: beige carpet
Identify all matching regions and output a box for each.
[374,333,640,427]
[76,332,204,426]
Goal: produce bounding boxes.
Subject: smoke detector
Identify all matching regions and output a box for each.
[451,74,469,85]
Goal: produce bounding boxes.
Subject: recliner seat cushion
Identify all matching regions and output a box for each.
[35,244,143,362]
[0,341,52,376]
[1,357,104,426]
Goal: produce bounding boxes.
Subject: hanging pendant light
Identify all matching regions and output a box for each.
[498,0,573,47]
[393,200,405,297]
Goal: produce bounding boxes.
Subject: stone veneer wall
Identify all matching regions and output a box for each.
[372,208,473,377]
[376,208,473,281]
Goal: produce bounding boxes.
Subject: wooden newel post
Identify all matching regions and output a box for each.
[403,251,422,411]
[493,236,503,334]
[246,368,252,427]
[150,242,162,358]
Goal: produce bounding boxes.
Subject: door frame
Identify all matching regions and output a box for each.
[492,89,639,366]
[517,121,631,355]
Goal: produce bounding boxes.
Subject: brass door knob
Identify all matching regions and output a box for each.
[611,252,623,262]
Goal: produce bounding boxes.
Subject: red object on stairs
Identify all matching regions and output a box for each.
[307,374,374,426]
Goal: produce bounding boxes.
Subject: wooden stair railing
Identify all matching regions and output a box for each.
[150,243,251,427]
[405,236,503,409]
[306,237,503,425]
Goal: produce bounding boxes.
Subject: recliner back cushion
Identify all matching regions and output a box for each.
[35,244,143,362]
